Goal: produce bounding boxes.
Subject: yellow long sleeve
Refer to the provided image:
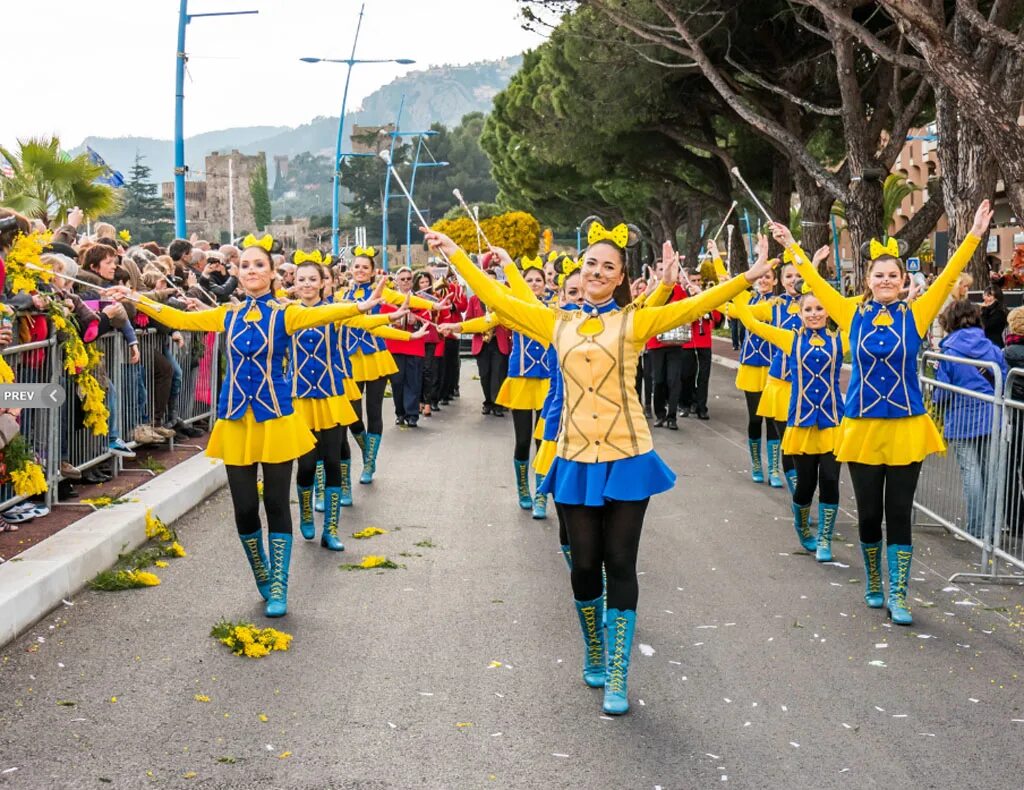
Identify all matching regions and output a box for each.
[135,300,228,332]
[911,233,981,336]
[786,243,858,331]
[731,299,795,354]
[640,282,673,308]
[284,302,362,334]
[632,275,750,342]
[341,314,392,331]
[448,250,554,345]
[722,298,773,322]
[383,287,434,311]
[503,263,540,304]
[369,325,413,341]
[459,313,501,335]
[713,256,729,281]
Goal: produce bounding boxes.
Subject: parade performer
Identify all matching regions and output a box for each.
[729,256,844,561]
[290,261,415,550]
[423,221,771,715]
[341,247,435,484]
[112,239,388,617]
[771,200,993,625]
[727,236,779,484]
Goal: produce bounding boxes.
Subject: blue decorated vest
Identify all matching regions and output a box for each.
[508,331,550,379]
[219,293,294,422]
[290,303,352,400]
[342,282,387,355]
[787,328,844,429]
[540,346,564,441]
[738,292,772,367]
[845,300,925,419]
[768,294,803,381]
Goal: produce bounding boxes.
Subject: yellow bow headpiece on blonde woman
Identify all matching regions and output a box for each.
[587,220,629,249]
[782,248,797,265]
[520,255,544,272]
[353,246,377,259]
[242,233,273,251]
[869,237,900,260]
[294,249,324,265]
[557,258,582,288]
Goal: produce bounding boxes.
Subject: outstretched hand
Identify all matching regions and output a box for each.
[770,221,796,250]
[357,277,386,313]
[812,245,831,265]
[971,199,994,237]
[421,227,458,258]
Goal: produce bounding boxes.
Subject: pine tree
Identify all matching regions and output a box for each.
[116,153,174,244]
[249,161,272,231]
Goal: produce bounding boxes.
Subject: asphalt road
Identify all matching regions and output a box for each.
[2,365,1023,790]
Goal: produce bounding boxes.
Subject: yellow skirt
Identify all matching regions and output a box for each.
[835,414,946,466]
[343,377,361,401]
[496,376,550,411]
[736,364,769,393]
[293,395,358,432]
[756,376,791,421]
[533,439,558,476]
[534,416,546,441]
[207,408,316,466]
[782,425,841,456]
[351,349,398,382]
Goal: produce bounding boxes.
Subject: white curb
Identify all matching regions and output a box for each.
[0,453,226,647]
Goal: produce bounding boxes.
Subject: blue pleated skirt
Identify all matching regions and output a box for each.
[539,450,676,506]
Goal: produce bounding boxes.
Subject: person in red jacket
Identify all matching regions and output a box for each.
[678,273,724,420]
[434,265,468,404]
[463,268,511,416]
[412,270,445,416]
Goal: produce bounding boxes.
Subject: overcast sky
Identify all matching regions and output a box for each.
[1,0,545,149]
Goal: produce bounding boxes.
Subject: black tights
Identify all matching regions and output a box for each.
[792,453,841,506]
[562,499,650,611]
[512,408,540,462]
[353,377,386,435]
[744,391,779,441]
[296,425,343,487]
[773,419,795,472]
[848,462,921,546]
[226,462,293,536]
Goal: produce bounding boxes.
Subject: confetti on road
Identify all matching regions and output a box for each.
[488,661,503,668]
[875,643,889,649]
[790,742,800,748]
[969,698,980,703]
[869,661,887,667]
[552,753,570,758]
[639,644,655,657]
[387,722,396,729]
[418,692,434,696]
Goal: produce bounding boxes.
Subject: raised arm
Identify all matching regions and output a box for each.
[503,263,540,304]
[422,231,554,345]
[458,313,501,335]
[340,313,392,331]
[383,287,434,311]
[285,301,364,334]
[911,201,992,334]
[134,299,228,333]
[772,224,856,331]
[632,274,751,342]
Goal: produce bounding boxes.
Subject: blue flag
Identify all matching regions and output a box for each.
[86,146,125,188]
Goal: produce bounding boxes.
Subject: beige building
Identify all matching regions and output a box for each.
[160,180,208,238]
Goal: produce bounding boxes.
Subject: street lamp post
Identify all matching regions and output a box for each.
[401,131,447,266]
[174,1,257,239]
[301,3,415,257]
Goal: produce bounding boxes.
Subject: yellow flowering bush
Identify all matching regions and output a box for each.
[211,619,293,658]
[432,210,541,259]
[4,231,52,294]
[0,435,48,497]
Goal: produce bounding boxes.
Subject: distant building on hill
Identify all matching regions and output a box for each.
[162,150,265,243]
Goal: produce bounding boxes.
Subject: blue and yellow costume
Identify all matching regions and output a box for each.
[785,231,982,625]
[731,291,844,558]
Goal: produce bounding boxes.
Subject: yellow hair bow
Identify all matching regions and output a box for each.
[557,259,582,288]
[546,250,560,263]
[801,280,813,295]
[869,237,900,260]
[243,233,273,251]
[521,255,544,272]
[323,254,333,266]
[294,249,324,265]
[782,248,796,265]
[353,246,377,259]
[587,220,629,249]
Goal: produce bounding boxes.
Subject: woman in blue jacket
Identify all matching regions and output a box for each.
[934,300,1008,539]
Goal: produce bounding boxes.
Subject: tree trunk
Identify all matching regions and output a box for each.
[683,198,703,271]
[843,178,885,291]
[768,157,793,257]
[793,170,833,260]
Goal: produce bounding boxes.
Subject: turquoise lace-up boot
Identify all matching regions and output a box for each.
[339,461,353,506]
[575,597,607,688]
[603,608,637,715]
[360,433,381,484]
[791,502,817,552]
[238,530,271,601]
[766,439,783,488]
[264,533,293,618]
[532,474,548,519]
[297,485,316,540]
[321,487,345,551]
[861,541,885,608]
[748,438,764,483]
[314,461,325,512]
[514,460,532,510]
[815,503,839,562]
[784,468,798,498]
[886,544,914,625]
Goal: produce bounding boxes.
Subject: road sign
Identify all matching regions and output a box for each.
[906,257,921,272]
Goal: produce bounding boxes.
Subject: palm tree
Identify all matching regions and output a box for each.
[0,137,121,225]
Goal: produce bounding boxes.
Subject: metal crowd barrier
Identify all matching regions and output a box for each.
[915,351,1024,583]
[0,327,220,516]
